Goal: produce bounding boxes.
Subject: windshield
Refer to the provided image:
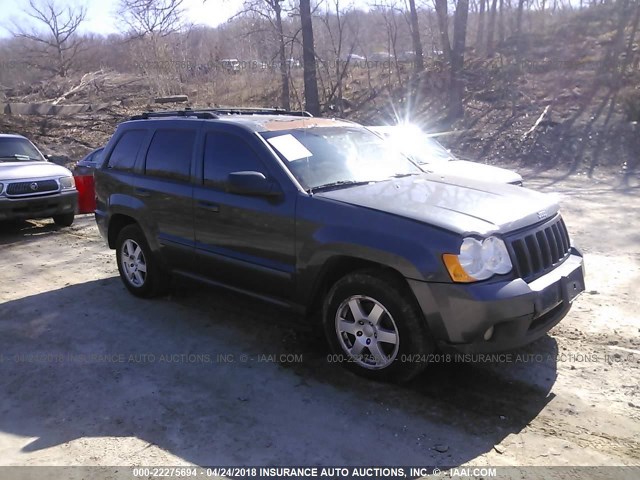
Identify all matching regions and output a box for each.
[0,137,44,162]
[83,147,104,166]
[413,137,456,164]
[382,128,456,165]
[93,148,104,165]
[261,127,422,191]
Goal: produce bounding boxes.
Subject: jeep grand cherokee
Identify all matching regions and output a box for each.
[94,108,585,381]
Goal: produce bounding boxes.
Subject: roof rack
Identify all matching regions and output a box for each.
[130,107,313,121]
[209,107,313,117]
[129,109,218,120]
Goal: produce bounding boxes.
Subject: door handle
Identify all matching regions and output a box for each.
[134,188,151,197]
[198,201,219,212]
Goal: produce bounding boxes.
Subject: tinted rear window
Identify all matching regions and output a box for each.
[145,129,196,182]
[107,130,146,171]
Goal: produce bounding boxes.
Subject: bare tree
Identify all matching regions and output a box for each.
[516,0,526,37]
[118,0,186,92]
[604,0,638,76]
[476,0,486,55]
[449,0,470,119]
[300,0,320,115]
[234,1,292,109]
[623,1,640,73]
[118,0,185,38]
[12,0,87,77]
[318,0,358,114]
[375,1,404,88]
[434,0,452,62]
[407,0,425,71]
[273,0,291,109]
[486,0,498,56]
[498,0,505,44]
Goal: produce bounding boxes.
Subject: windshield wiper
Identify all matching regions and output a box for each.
[0,154,40,162]
[310,180,377,193]
[390,172,419,178]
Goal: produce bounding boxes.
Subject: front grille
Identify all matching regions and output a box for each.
[507,215,571,281]
[6,179,59,196]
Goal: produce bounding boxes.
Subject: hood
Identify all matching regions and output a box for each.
[424,160,523,185]
[0,161,72,182]
[315,174,559,236]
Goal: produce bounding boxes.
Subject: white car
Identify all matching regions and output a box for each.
[369,125,523,186]
[0,134,77,226]
[369,52,394,62]
[342,53,366,62]
[220,59,241,72]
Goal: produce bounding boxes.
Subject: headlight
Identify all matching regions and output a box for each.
[443,236,512,282]
[59,176,75,190]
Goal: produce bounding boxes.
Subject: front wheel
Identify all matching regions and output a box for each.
[53,213,74,227]
[323,270,433,382]
[115,224,168,298]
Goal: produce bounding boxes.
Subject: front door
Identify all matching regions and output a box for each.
[193,128,296,300]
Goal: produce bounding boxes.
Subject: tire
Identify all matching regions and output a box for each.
[115,224,168,298]
[53,213,74,227]
[323,269,433,383]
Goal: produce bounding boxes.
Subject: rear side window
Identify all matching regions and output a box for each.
[203,132,265,188]
[107,130,146,171]
[145,129,196,182]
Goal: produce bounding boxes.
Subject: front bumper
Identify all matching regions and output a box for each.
[408,248,585,353]
[0,191,78,221]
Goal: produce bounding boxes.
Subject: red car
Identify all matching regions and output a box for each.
[72,147,103,214]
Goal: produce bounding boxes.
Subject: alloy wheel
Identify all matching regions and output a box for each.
[334,295,400,369]
[120,239,147,287]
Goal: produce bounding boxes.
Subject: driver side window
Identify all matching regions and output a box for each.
[203,132,266,190]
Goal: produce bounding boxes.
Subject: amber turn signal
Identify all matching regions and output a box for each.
[442,254,477,283]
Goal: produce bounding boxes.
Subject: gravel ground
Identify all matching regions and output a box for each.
[0,172,638,473]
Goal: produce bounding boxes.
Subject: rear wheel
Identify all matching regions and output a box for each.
[53,213,74,227]
[115,224,168,298]
[323,270,433,382]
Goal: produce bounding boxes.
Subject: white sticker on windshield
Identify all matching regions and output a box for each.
[267,134,313,162]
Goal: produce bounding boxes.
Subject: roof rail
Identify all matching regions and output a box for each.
[130,107,313,121]
[129,109,218,120]
[208,107,313,117]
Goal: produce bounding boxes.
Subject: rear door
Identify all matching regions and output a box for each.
[97,129,150,221]
[193,126,296,300]
[136,124,199,271]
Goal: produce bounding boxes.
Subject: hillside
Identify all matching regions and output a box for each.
[0,3,638,187]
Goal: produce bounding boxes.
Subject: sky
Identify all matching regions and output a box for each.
[0,0,249,38]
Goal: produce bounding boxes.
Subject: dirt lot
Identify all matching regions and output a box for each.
[0,171,638,472]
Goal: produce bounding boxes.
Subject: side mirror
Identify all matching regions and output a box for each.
[227,171,279,197]
[44,154,51,160]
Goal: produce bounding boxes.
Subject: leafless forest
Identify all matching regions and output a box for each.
[1,3,640,470]
[0,0,639,180]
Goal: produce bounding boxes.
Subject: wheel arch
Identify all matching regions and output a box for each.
[304,256,410,320]
[108,213,137,248]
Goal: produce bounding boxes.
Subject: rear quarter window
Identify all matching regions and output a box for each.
[107,130,146,171]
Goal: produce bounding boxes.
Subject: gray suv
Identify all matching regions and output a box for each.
[95,108,585,382]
